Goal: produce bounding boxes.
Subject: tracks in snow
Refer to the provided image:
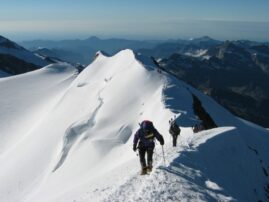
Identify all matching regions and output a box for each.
[100,132,233,202]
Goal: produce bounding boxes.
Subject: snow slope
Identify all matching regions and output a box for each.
[0,63,78,154]
[0,49,269,202]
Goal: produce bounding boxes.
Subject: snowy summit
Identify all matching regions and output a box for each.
[0,49,269,202]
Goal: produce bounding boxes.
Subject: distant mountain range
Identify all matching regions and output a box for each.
[138,36,223,58]
[157,40,269,127]
[20,36,160,65]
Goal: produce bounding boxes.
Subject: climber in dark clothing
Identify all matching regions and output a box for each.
[133,120,164,175]
[169,119,181,147]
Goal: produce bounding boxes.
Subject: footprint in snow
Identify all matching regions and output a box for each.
[77,82,89,87]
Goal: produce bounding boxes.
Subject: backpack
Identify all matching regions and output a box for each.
[169,122,180,136]
[139,120,154,138]
[140,120,154,131]
[137,120,156,147]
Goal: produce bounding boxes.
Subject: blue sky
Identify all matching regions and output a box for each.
[0,0,269,41]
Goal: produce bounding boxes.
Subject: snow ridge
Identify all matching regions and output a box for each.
[0,49,268,202]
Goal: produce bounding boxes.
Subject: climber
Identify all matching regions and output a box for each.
[169,119,181,147]
[133,120,164,175]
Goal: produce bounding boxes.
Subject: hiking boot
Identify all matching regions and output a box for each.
[147,166,152,172]
[147,161,153,172]
[140,167,147,175]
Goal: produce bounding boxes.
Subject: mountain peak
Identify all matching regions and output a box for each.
[192,36,216,42]
[0,35,25,50]
[86,36,101,41]
[0,35,52,74]
[187,36,221,48]
[95,50,110,57]
[198,36,213,40]
[93,49,138,65]
[220,40,248,53]
[0,35,8,43]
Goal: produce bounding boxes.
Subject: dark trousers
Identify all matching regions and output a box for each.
[139,146,154,169]
[172,134,178,147]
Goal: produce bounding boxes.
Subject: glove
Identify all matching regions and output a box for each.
[133,145,137,152]
[160,136,164,145]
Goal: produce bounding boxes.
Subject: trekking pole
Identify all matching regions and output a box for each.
[161,146,166,166]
